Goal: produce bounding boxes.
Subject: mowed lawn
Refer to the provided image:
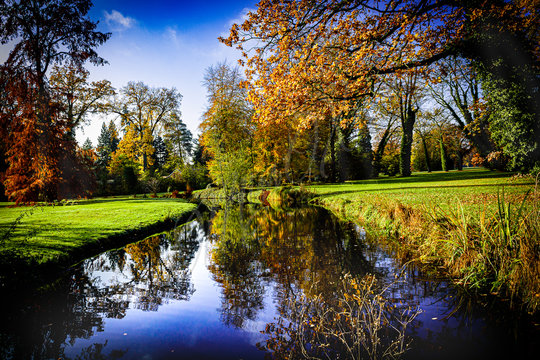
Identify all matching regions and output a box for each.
[0,196,197,267]
[306,168,536,213]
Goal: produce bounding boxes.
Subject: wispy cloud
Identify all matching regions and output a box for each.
[104,10,136,31]
[220,7,254,37]
[165,26,180,47]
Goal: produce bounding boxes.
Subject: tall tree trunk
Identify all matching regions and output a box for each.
[456,150,464,170]
[400,109,416,177]
[373,127,391,177]
[439,136,447,171]
[329,124,337,182]
[338,138,351,182]
[420,135,431,172]
[142,152,148,172]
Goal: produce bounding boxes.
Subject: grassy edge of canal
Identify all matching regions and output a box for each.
[0,196,198,287]
[243,168,540,314]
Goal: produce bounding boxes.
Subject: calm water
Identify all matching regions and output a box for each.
[1,205,538,359]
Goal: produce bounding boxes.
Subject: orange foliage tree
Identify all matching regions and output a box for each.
[0,0,110,203]
[221,0,539,174]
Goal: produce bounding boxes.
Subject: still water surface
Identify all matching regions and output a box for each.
[1,205,538,359]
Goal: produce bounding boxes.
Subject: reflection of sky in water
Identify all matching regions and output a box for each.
[2,206,538,359]
[64,239,268,360]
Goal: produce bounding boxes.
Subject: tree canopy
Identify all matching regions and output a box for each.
[0,0,110,202]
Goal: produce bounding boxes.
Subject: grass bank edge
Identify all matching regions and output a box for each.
[0,197,199,283]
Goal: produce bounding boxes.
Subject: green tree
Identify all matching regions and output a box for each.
[82,138,93,151]
[96,122,113,168]
[482,62,540,173]
[162,113,193,165]
[199,63,255,195]
[152,135,169,171]
[108,153,140,194]
[108,120,120,152]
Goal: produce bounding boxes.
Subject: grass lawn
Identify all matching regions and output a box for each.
[306,168,535,211]
[0,196,197,274]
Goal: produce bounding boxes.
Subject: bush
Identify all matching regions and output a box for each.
[181,163,210,190]
[380,152,400,176]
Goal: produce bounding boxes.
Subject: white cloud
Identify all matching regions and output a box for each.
[219,7,254,38]
[165,26,180,47]
[104,10,136,31]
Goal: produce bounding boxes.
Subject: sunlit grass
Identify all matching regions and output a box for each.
[0,196,197,269]
[307,168,534,211]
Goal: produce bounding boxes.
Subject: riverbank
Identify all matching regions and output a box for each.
[0,196,197,287]
[244,169,539,313]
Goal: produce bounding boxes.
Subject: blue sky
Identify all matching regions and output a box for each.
[76,0,256,144]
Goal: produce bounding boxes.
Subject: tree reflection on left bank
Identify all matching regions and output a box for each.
[0,219,204,359]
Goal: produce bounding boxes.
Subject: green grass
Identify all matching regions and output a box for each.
[0,196,197,273]
[307,168,534,211]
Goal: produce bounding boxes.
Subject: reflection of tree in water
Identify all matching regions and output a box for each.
[124,235,193,311]
[0,221,203,359]
[71,341,127,360]
[0,270,121,359]
[74,224,201,313]
[208,204,266,328]
[207,205,376,329]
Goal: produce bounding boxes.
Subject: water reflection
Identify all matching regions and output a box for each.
[0,205,536,359]
[207,204,379,329]
[0,221,203,359]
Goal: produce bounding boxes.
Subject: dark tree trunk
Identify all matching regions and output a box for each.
[330,125,337,182]
[456,151,464,170]
[466,124,496,159]
[420,135,431,172]
[373,127,391,177]
[400,109,416,177]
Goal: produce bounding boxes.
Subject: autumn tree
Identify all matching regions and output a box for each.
[49,63,115,140]
[199,63,255,194]
[222,0,539,174]
[192,136,209,166]
[109,82,181,171]
[0,0,110,202]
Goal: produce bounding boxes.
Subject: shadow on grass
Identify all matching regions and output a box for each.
[0,196,180,209]
[75,197,178,206]
[343,169,514,187]
[314,175,532,200]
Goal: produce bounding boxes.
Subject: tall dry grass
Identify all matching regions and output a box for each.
[430,188,540,313]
